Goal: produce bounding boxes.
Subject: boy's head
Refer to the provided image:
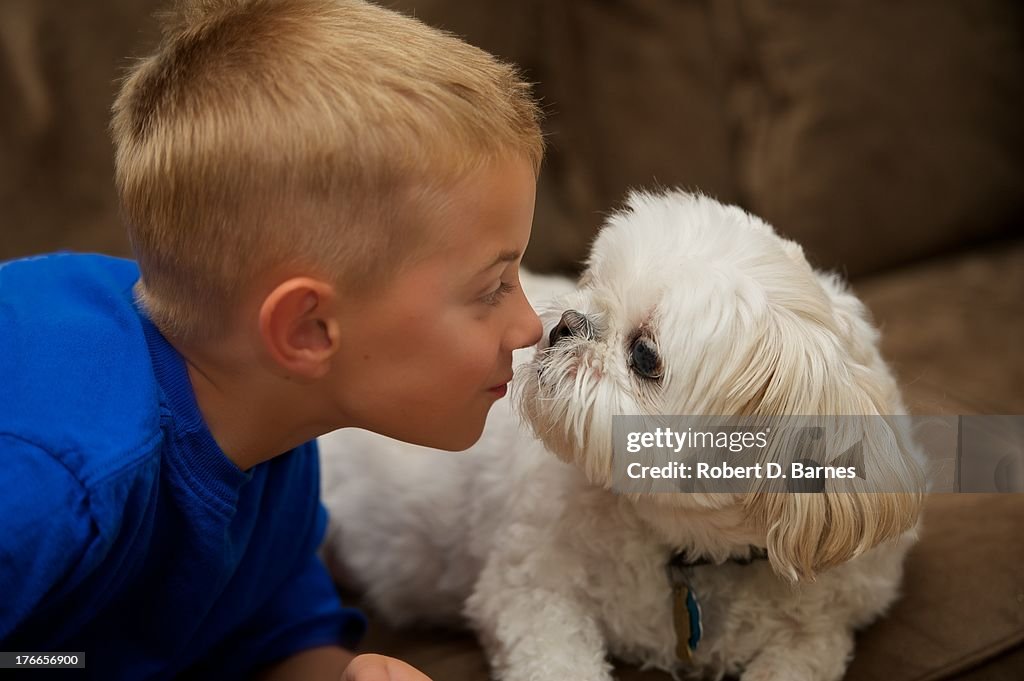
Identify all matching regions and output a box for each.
[112,0,543,341]
[111,0,545,452]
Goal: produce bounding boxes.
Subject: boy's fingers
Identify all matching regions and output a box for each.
[341,654,433,681]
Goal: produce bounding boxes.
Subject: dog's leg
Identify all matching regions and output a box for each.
[465,546,615,681]
[739,627,853,681]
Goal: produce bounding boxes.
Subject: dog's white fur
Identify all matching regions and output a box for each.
[319,192,925,681]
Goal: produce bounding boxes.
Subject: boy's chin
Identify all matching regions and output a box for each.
[432,416,491,452]
[427,423,488,452]
[382,414,488,452]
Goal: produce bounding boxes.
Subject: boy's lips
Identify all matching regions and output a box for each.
[487,375,513,395]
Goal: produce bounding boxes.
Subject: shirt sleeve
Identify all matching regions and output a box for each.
[0,434,98,642]
[187,548,368,680]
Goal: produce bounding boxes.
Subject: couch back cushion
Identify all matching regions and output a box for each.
[729,1,1024,276]
[396,0,1024,278]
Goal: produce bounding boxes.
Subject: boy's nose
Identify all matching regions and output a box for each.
[509,295,543,351]
[520,308,544,349]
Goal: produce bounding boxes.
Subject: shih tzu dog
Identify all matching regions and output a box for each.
[319,191,926,681]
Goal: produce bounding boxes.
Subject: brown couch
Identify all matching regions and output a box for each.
[2,1,1021,679]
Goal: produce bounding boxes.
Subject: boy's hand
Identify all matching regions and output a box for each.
[341,654,433,681]
[254,647,431,681]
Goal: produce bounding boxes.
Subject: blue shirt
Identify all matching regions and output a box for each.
[0,253,366,680]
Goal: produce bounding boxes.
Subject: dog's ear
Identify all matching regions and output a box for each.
[739,284,925,582]
[743,426,924,582]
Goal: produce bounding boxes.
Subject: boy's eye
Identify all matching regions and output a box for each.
[480,281,516,306]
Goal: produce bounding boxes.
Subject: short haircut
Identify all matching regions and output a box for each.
[112,0,544,341]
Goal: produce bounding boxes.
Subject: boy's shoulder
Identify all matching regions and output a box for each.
[0,253,161,481]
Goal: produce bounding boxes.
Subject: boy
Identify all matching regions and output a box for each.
[0,0,544,679]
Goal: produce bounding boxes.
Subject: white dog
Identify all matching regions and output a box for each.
[319,191,925,681]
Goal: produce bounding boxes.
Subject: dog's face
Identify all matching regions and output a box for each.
[514,191,923,580]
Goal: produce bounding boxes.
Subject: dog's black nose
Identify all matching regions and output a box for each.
[548,309,593,347]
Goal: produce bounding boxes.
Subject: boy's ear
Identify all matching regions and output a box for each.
[258,277,340,380]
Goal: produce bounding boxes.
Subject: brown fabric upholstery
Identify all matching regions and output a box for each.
[856,238,1024,415]
[0,0,161,261]
[394,1,1024,278]
[946,646,1024,681]
[728,1,1024,277]
[844,494,1024,681]
[526,0,744,276]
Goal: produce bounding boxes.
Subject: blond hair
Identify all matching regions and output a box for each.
[112,0,544,341]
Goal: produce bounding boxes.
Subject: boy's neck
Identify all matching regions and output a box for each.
[179,340,339,472]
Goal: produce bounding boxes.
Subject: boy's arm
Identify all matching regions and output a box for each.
[192,533,366,679]
[0,436,99,641]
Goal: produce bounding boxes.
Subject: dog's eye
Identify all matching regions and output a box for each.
[629,336,662,379]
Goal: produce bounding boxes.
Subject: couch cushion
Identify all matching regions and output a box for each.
[351,494,1023,681]
[844,494,1024,681]
[0,0,161,261]
[395,1,1024,280]
[728,0,1024,276]
[523,0,743,276]
[856,238,1024,415]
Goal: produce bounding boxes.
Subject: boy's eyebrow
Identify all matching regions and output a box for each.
[476,249,521,275]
